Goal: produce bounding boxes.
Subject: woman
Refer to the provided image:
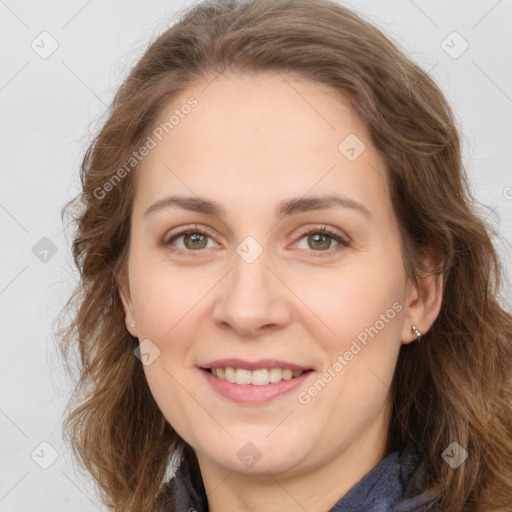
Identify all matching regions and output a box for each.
[57,0,512,510]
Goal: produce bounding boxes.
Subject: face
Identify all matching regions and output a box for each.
[120,72,426,480]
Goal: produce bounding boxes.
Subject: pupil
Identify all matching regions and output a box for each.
[310,234,329,249]
[186,233,206,249]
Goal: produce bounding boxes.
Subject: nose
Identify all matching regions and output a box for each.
[211,248,293,337]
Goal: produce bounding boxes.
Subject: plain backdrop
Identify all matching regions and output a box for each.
[1,0,511,510]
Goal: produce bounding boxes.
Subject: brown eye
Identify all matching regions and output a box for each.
[305,233,334,250]
[181,232,209,250]
[165,227,216,253]
[293,226,350,257]
[164,224,350,258]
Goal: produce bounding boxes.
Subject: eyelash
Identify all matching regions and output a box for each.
[163,224,351,258]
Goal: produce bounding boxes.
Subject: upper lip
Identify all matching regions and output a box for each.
[200,358,313,372]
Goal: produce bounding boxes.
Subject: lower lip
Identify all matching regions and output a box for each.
[200,368,313,404]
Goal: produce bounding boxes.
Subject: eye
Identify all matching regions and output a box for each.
[292,226,350,257]
[163,224,350,257]
[164,225,217,254]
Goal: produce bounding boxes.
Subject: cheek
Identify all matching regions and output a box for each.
[142,361,203,448]
[129,256,209,339]
[292,260,404,348]
[133,266,207,437]
[292,257,405,406]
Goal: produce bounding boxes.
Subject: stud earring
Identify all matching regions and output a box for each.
[130,323,136,328]
[411,325,422,340]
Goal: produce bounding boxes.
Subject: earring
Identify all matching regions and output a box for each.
[130,323,136,328]
[411,325,422,340]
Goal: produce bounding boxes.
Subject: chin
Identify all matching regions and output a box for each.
[198,438,307,476]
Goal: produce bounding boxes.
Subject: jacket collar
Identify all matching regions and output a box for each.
[327,443,431,511]
[165,442,433,512]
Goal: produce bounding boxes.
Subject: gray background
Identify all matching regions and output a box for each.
[1,0,511,510]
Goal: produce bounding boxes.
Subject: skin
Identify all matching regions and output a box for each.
[119,72,443,512]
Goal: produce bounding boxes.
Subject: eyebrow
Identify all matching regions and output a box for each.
[143,194,373,221]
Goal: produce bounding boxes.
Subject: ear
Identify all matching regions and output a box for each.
[401,255,444,344]
[118,270,138,338]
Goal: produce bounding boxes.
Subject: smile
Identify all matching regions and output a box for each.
[206,367,308,385]
[200,367,314,404]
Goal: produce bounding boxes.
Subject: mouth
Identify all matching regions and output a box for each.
[201,367,314,385]
[199,364,315,404]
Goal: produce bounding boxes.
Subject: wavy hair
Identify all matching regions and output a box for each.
[56,0,512,510]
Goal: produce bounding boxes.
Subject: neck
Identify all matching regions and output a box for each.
[196,411,391,512]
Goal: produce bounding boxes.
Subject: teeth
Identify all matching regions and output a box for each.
[269,368,282,383]
[236,368,252,385]
[224,367,236,383]
[211,367,305,385]
[252,368,269,385]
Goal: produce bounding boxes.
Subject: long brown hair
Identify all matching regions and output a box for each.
[56,0,512,510]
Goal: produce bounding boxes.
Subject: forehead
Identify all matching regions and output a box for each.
[169,71,368,150]
[133,72,389,218]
